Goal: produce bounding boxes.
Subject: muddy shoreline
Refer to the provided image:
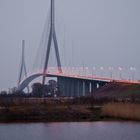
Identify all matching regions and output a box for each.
[0,98,140,122]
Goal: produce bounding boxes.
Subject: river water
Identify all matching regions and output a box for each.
[0,122,139,140]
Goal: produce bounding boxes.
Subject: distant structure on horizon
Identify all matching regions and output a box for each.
[18,40,28,86]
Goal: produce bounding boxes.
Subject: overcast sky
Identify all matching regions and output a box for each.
[0,0,140,90]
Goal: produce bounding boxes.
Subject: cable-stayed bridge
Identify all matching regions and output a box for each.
[17,0,140,96]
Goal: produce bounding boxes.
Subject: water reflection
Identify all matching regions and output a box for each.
[0,122,139,140]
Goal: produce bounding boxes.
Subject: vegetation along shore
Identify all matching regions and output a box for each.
[0,82,140,122]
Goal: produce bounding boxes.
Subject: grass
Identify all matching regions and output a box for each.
[101,103,140,121]
[92,82,140,99]
[1,97,140,122]
[0,98,96,122]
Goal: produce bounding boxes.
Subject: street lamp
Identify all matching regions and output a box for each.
[100,66,104,77]
[108,66,113,78]
[72,67,75,74]
[130,67,136,81]
[85,67,89,76]
[79,67,83,75]
[92,66,96,77]
[118,67,123,79]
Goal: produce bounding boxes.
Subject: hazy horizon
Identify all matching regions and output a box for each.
[0,0,140,91]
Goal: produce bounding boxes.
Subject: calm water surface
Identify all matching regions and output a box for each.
[0,122,139,140]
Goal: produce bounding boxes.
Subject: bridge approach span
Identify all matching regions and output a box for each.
[17,72,111,93]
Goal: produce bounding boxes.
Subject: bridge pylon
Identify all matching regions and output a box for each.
[42,0,62,85]
[18,40,28,86]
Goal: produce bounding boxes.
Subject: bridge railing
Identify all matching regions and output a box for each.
[31,66,139,82]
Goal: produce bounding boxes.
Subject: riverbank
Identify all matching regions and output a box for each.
[102,103,140,121]
[0,100,101,122]
[0,97,140,122]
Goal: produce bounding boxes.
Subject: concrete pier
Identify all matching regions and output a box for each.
[57,77,107,97]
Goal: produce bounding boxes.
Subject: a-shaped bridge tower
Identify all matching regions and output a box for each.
[42,0,62,85]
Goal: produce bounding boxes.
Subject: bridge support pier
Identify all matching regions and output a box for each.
[85,81,90,96]
[57,77,109,97]
[91,81,98,93]
[57,77,66,96]
[58,77,86,97]
[78,80,84,97]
